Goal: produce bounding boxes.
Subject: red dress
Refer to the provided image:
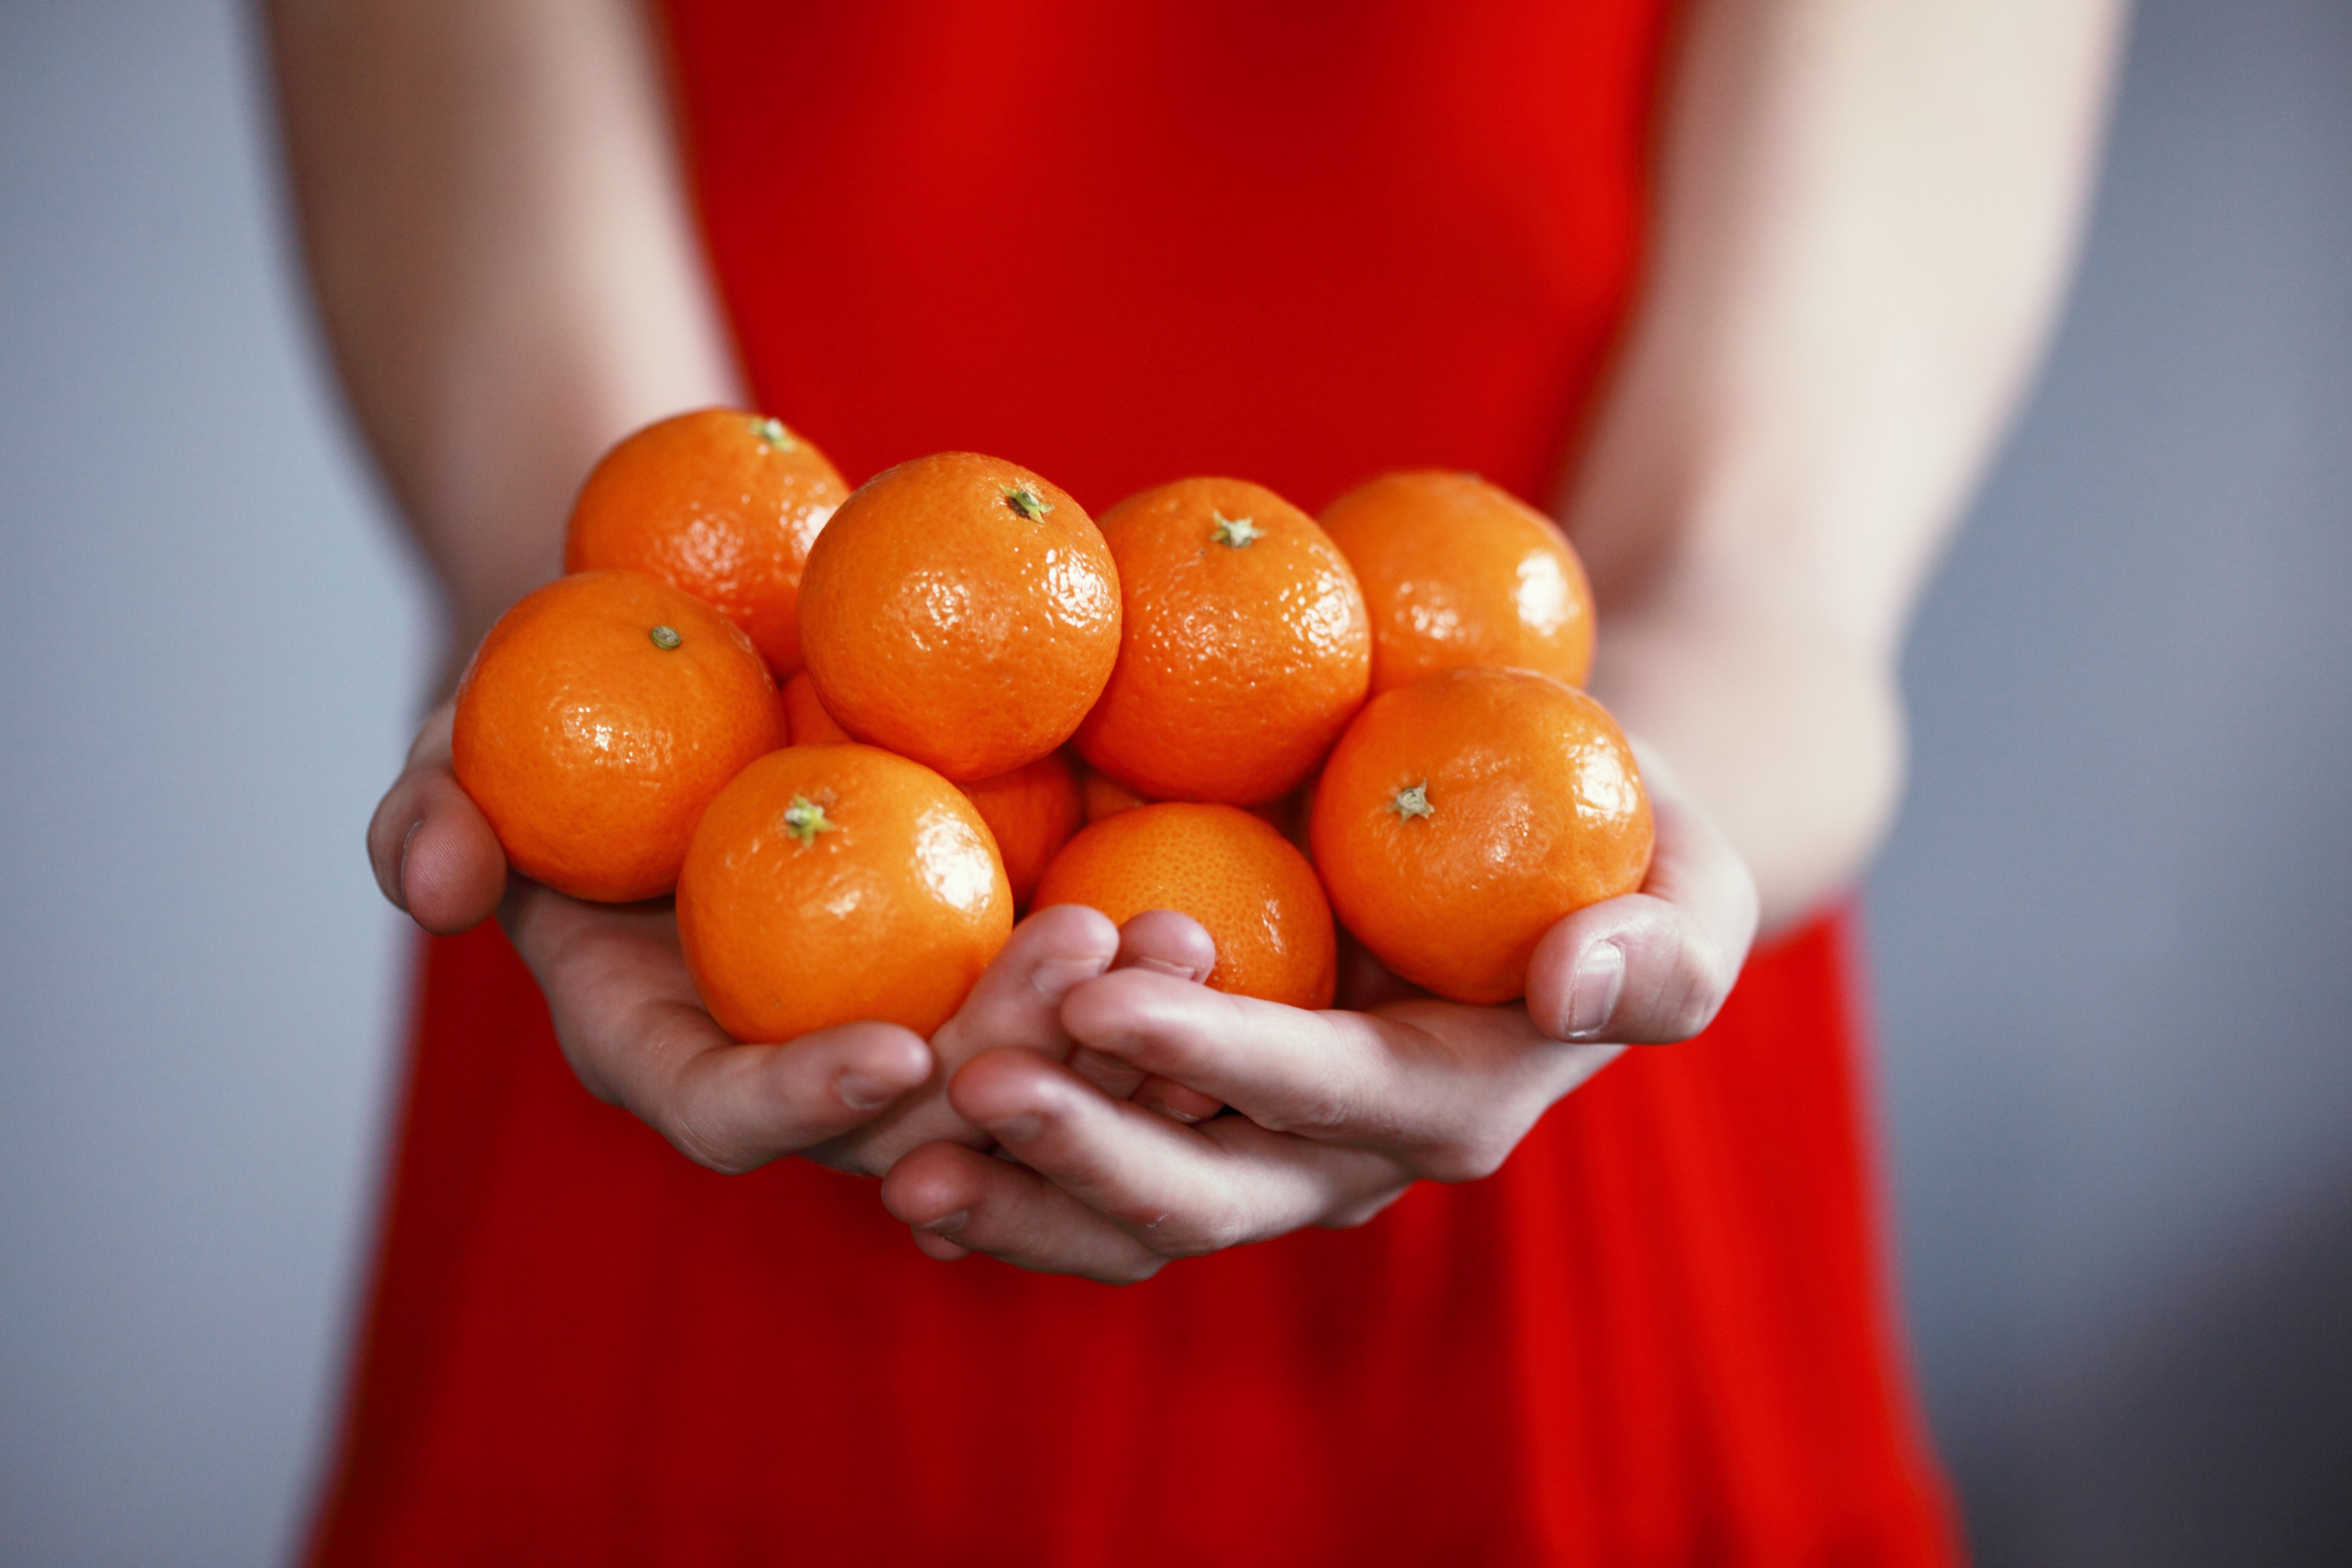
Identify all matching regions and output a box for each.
[311,3,1958,1562]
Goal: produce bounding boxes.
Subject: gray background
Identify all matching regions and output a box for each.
[0,1,2344,1563]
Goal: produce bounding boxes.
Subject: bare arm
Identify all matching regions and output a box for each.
[273,0,970,1171]
[879,0,2131,1280]
[1568,0,2127,932]
[266,0,739,662]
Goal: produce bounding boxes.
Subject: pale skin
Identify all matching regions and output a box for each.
[274,0,2124,1282]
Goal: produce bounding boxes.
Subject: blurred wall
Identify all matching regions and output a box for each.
[0,4,428,1564]
[0,1,2345,1564]
[1866,0,2352,1562]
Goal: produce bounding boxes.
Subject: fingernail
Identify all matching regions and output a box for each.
[921,1210,968,1235]
[392,818,423,911]
[1565,943,1625,1040]
[1031,955,1106,1003]
[1135,954,1210,982]
[837,1073,900,1111]
[987,1113,1043,1144]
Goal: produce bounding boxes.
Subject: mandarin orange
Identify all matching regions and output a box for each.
[781,671,851,745]
[1075,477,1369,805]
[958,750,1084,907]
[1318,470,1595,694]
[1310,666,1651,1004]
[785,665,1080,900]
[1034,802,1336,1009]
[677,744,1013,1042]
[1079,761,1302,838]
[797,452,1119,781]
[563,409,850,677]
[452,570,786,903]
[1080,766,1150,823]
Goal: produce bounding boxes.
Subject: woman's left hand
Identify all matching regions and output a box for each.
[879,747,1761,1283]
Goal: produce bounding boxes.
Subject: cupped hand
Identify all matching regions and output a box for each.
[878,745,1759,1283]
[366,702,1209,1175]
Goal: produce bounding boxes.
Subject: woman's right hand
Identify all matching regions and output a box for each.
[366,701,1173,1176]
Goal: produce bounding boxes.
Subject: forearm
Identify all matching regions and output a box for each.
[1568,0,2125,931]
[1591,596,1902,935]
[264,0,738,660]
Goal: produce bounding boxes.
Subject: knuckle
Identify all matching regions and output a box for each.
[1421,1127,1518,1184]
[1153,1198,1253,1258]
[1252,1087,1351,1140]
[1098,1254,1168,1286]
[1663,934,1736,1038]
[666,1123,755,1176]
[1322,1186,1408,1230]
[655,1083,763,1175]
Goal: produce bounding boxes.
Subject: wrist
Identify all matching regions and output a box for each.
[1589,601,1903,934]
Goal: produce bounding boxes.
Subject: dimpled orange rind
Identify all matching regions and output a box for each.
[563,409,850,677]
[797,452,1120,782]
[1310,666,1651,1005]
[1034,801,1336,1009]
[451,570,785,903]
[676,744,1014,1042]
[1076,476,1369,805]
[1318,469,1595,694]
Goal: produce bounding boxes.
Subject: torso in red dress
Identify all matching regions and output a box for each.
[311,4,1957,1562]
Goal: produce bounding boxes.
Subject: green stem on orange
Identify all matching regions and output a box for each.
[1211,510,1263,547]
[649,624,682,650]
[1390,782,1434,821]
[752,416,796,451]
[1003,481,1052,520]
[781,794,837,846]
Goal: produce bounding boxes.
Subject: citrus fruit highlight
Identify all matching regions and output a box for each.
[677,744,1014,1042]
[563,409,850,677]
[797,452,1119,781]
[1075,476,1369,805]
[1310,665,1651,1004]
[1034,802,1336,1009]
[452,570,786,903]
[1318,469,1595,694]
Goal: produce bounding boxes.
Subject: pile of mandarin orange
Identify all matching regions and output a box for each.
[453,410,1653,1042]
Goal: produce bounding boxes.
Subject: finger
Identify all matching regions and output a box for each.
[840,903,1121,1172]
[366,702,505,933]
[1060,971,1617,1180]
[881,1141,1168,1284]
[1133,1075,1223,1123]
[1066,908,1217,1103]
[1112,908,1218,978]
[947,1048,1403,1253]
[1524,744,1759,1044]
[505,886,933,1173]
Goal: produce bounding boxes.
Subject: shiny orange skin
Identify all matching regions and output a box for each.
[797,452,1120,781]
[959,750,1084,907]
[1319,470,1596,695]
[677,745,1014,1042]
[781,671,852,745]
[1076,477,1370,805]
[1081,763,1299,838]
[1311,666,1652,1005]
[563,409,850,677]
[785,670,1079,900]
[1034,802,1336,1009]
[452,571,786,903]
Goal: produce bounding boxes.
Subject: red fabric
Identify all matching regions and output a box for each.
[311,3,1958,1561]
